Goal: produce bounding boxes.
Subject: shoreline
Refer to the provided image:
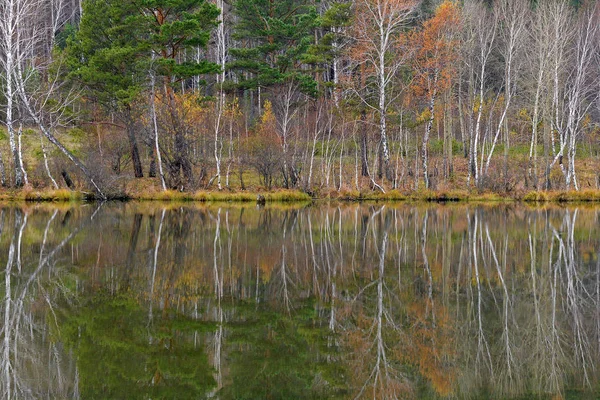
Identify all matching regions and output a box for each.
[2,188,600,204]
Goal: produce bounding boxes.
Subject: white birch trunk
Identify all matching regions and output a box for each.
[150,60,167,191]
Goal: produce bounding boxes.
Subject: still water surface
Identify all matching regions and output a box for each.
[1,202,599,399]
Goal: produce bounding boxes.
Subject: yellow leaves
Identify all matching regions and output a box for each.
[247,100,281,146]
[152,92,210,141]
[178,93,208,124]
[418,108,432,124]
[260,100,276,128]
[582,114,592,129]
[472,98,481,113]
[518,107,530,121]
[225,97,242,118]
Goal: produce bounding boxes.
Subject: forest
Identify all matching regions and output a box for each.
[0,0,599,199]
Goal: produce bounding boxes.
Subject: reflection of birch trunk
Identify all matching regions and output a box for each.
[516,214,559,393]
[2,214,17,399]
[529,227,545,389]
[486,224,515,388]
[281,225,290,312]
[211,208,223,391]
[324,212,337,332]
[373,229,388,396]
[307,213,321,296]
[547,229,564,393]
[213,209,223,298]
[149,209,165,322]
[225,210,233,298]
[552,209,592,385]
[2,205,88,399]
[353,208,409,399]
[354,222,391,399]
[421,211,435,325]
[393,209,405,291]
[469,211,493,377]
[15,212,27,273]
[596,248,600,363]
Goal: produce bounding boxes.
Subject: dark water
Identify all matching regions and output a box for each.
[1,202,600,399]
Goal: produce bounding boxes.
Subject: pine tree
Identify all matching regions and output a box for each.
[67,0,149,178]
[229,0,319,94]
[68,0,220,182]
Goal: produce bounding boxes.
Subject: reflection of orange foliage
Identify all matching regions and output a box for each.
[173,268,207,303]
[402,300,456,397]
[257,251,280,282]
[345,307,413,399]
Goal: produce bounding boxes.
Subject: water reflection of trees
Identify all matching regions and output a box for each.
[1,203,600,398]
[0,205,101,399]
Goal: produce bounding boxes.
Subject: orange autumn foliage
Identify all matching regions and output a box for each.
[411,1,461,99]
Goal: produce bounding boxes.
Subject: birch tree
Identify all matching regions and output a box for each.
[462,1,497,187]
[525,1,555,188]
[350,0,418,182]
[482,0,526,177]
[412,0,460,189]
[547,3,598,190]
[0,0,33,187]
[209,0,228,190]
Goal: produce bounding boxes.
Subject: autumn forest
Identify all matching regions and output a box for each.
[0,0,599,199]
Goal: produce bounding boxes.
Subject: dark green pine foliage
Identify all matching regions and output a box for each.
[68,0,220,99]
[67,0,148,177]
[67,0,220,180]
[130,0,221,83]
[229,0,319,95]
[67,0,145,107]
[303,2,352,90]
[127,0,220,189]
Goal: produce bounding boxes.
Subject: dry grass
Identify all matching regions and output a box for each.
[0,188,85,202]
[129,189,311,203]
[4,178,600,205]
[548,190,600,202]
[322,188,508,203]
[522,191,550,202]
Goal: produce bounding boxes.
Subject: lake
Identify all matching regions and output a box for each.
[0,201,599,399]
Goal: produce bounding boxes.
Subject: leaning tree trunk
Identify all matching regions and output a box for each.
[16,85,106,199]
